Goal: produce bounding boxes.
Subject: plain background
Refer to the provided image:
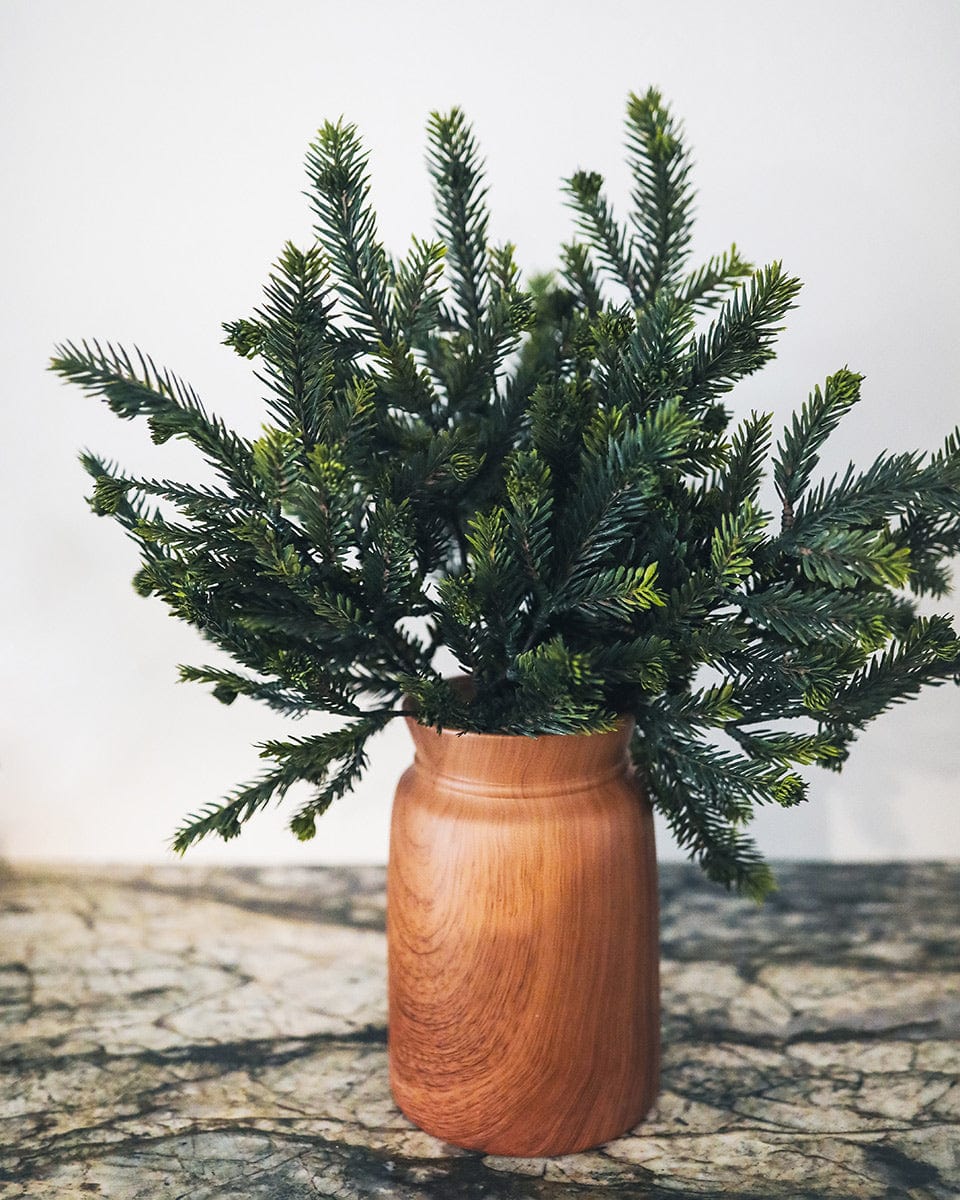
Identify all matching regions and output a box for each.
[2,0,958,865]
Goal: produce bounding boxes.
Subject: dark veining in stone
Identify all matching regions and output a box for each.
[5,1027,389,1076]
[2,1129,937,1200]
[1,862,957,1198]
[863,1142,946,1194]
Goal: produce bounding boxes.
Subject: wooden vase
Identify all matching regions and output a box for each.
[387,714,660,1157]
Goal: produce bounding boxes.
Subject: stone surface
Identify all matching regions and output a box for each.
[1,861,957,1198]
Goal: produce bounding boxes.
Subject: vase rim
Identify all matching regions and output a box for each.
[401,677,636,790]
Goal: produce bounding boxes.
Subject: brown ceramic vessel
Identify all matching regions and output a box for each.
[387,712,660,1156]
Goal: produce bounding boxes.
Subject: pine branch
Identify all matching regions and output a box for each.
[710,500,768,587]
[624,87,695,302]
[714,411,773,511]
[177,664,326,716]
[726,726,843,767]
[623,291,695,412]
[684,264,802,410]
[426,108,491,336]
[773,368,862,523]
[894,508,960,598]
[560,242,604,315]
[559,397,699,576]
[559,563,665,618]
[528,378,597,479]
[654,682,743,728]
[823,615,960,726]
[585,635,673,692]
[793,450,960,534]
[272,721,384,840]
[392,235,447,342]
[638,729,798,899]
[306,119,394,343]
[171,764,302,853]
[91,472,247,521]
[80,454,161,532]
[503,449,554,592]
[360,498,422,616]
[717,637,869,718]
[249,241,335,448]
[563,171,642,304]
[171,715,388,852]
[735,581,897,648]
[52,341,257,494]
[787,525,912,589]
[680,244,754,311]
[511,635,618,735]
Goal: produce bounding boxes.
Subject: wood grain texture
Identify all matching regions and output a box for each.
[387,716,659,1157]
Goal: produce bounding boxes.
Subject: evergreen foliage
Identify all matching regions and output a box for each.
[51,89,960,899]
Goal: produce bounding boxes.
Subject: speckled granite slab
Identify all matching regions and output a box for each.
[1,862,957,1199]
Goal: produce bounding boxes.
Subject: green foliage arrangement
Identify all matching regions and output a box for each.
[51,90,960,898]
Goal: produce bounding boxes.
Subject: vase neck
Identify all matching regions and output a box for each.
[404,717,635,796]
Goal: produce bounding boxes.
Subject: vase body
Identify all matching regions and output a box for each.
[387,715,659,1157]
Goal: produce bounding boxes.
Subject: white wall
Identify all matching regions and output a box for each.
[2,0,958,866]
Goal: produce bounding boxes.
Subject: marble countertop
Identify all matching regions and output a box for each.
[2,862,957,1199]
